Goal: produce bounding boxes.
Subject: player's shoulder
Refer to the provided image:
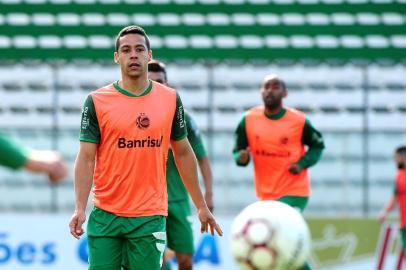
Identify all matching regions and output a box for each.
[286,106,306,118]
[152,81,177,95]
[246,105,264,115]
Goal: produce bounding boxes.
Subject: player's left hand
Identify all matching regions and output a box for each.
[288,163,303,175]
[198,206,223,236]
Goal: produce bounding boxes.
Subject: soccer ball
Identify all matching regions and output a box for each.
[230,201,311,270]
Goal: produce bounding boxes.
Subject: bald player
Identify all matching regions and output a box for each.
[233,74,325,270]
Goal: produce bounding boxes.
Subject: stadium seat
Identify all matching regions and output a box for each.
[0,1,405,62]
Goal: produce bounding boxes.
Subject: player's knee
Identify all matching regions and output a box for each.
[177,255,192,270]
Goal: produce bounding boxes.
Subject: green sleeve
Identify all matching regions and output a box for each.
[185,112,207,160]
[170,92,188,141]
[297,118,325,169]
[79,95,101,144]
[0,133,28,170]
[233,114,250,166]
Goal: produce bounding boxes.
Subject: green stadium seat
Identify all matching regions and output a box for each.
[0,0,404,62]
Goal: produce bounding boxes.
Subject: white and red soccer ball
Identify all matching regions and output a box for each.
[230,200,311,270]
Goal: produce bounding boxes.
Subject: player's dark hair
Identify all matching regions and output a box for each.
[148,60,167,82]
[115,25,150,52]
[396,146,406,156]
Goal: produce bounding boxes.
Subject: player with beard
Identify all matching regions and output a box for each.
[233,74,325,270]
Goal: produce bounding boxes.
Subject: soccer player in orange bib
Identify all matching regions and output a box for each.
[379,146,406,269]
[233,74,325,270]
[68,25,222,270]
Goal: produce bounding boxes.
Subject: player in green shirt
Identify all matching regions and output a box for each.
[0,133,67,182]
[148,60,214,270]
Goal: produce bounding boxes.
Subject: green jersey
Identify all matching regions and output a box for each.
[167,112,207,202]
[0,133,28,170]
[233,107,325,168]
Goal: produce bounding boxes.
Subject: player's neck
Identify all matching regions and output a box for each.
[120,75,150,96]
[265,105,283,116]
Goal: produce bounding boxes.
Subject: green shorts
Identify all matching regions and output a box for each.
[277,196,309,213]
[278,196,311,270]
[166,199,194,254]
[401,228,406,251]
[87,207,166,270]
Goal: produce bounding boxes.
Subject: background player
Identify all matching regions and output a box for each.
[378,146,406,269]
[233,74,325,270]
[0,133,67,182]
[148,60,214,270]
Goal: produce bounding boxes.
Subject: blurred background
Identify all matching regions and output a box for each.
[0,0,405,269]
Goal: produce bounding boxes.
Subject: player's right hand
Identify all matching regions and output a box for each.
[288,163,303,175]
[198,206,223,237]
[239,149,250,164]
[69,210,86,239]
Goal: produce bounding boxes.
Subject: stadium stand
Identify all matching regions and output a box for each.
[0,62,405,214]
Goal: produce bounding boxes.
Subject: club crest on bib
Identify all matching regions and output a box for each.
[136,113,150,129]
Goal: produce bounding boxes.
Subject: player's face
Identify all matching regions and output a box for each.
[148,71,167,85]
[261,78,286,110]
[114,34,152,78]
